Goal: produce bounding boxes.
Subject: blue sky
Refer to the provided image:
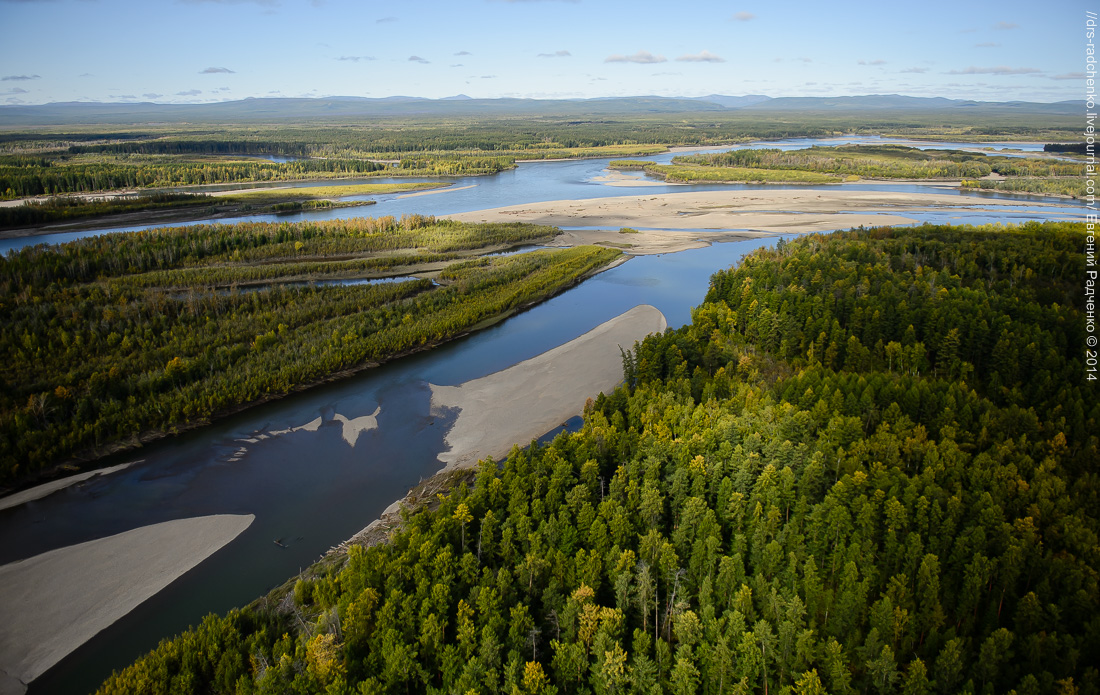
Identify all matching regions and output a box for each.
[0,0,1085,105]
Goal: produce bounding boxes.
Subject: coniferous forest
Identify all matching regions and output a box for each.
[0,217,618,483]
[96,222,1099,695]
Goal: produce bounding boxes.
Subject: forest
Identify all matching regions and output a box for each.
[0,216,619,483]
[96,221,1098,695]
[613,146,1084,196]
[0,110,1078,199]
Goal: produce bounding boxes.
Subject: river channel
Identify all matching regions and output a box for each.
[0,137,1084,693]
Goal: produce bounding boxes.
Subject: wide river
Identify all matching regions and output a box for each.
[0,137,1083,693]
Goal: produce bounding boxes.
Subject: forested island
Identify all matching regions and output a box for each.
[96,222,1098,694]
[610,145,1085,197]
[0,217,620,484]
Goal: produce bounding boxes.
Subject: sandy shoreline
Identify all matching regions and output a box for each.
[430,304,667,471]
[0,514,254,694]
[0,462,135,513]
[446,186,1068,231]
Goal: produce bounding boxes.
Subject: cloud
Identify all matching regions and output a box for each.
[480,75,496,79]
[338,55,374,62]
[2,74,40,81]
[177,89,203,96]
[110,94,137,100]
[200,67,235,74]
[538,50,571,58]
[946,65,1041,75]
[409,55,430,64]
[974,42,1000,48]
[994,21,1018,30]
[900,67,928,74]
[676,51,725,63]
[3,87,29,95]
[1051,72,1085,80]
[375,15,396,22]
[858,59,887,66]
[78,73,93,78]
[732,11,755,21]
[605,50,666,64]
[454,51,472,56]
[143,93,163,99]
[450,64,464,67]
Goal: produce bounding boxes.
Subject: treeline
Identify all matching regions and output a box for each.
[1043,143,1087,154]
[672,145,1083,180]
[0,192,213,229]
[0,217,615,481]
[0,158,387,198]
[98,222,1098,694]
[961,177,1087,199]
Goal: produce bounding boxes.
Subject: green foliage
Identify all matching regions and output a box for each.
[0,217,617,481]
[98,222,1099,695]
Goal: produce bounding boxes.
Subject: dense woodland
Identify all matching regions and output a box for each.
[97,222,1098,695]
[0,112,1078,198]
[0,217,618,483]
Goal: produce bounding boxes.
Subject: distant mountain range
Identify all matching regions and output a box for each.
[0,94,1077,125]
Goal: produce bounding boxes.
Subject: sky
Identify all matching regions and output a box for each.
[0,0,1087,105]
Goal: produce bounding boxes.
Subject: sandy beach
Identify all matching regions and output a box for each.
[445,187,1073,254]
[0,462,135,513]
[430,304,667,471]
[0,514,254,694]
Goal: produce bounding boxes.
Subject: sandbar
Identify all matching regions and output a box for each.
[445,188,1071,253]
[0,462,135,513]
[0,514,254,693]
[430,304,666,471]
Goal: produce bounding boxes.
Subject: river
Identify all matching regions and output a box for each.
[0,137,1083,693]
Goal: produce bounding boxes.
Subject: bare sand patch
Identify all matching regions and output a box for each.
[0,514,254,692]
[398,184,477,198]
[589,170,671,187]
[430,304,666,471]
[444,187,1066,240]
[0,462,135,513]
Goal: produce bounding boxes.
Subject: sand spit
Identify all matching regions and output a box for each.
[444,187,1070,240]
[430,304,667,471]
[0,462,135,513]
[0,514,255,693]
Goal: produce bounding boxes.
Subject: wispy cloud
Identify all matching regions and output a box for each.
[1051,72,1085,80]
[454,51,472,56]
[605,50,666,64]
[994,21,1018,30]
[376,15,396,23]
[901,67,928,74]
[676,51,725,63]
[538,50,571,58]
[143,93,163,99]
[2,74,40,81]
[177,89,203,96]
[338,55,374,62]
[409,55,430,64]
[110,94,137,100]
[732,11,755,21]
[78,73,93,78]
[3,87,29,95]
[947,65,1041,75]
[200,67,235,74]
[858,59,886,66]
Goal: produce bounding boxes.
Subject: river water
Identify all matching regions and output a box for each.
[0,137,1083,693]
